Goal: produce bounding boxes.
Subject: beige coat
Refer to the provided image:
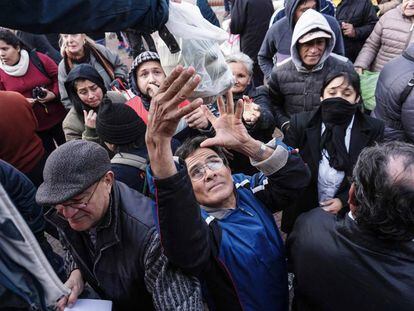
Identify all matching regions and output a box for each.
[354,6,414,72]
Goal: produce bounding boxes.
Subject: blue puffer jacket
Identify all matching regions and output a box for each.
[0,0,169,33]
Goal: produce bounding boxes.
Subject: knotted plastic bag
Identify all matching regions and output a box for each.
[164,2,234,99]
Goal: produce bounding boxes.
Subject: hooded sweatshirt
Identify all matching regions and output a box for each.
[268,9,353,129]
[62,64,125,142]
[258,0,345,80]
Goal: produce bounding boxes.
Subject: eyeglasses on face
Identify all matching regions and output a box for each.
[56,181,100,212]
[189,157,224,181]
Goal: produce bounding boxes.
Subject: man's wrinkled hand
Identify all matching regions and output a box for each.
[56,269,84,311]
[145,65,203,146]
[200,90,251,151]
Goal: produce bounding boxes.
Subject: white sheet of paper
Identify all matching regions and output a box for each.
[64,299,112,311]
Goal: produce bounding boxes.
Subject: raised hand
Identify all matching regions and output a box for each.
[242,96,261,125]
[146,65,203,146]
[200,90,251,152]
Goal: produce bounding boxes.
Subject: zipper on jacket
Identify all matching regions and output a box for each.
[239,206,254,217]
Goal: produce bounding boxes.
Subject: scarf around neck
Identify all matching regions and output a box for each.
[0,49,29,77]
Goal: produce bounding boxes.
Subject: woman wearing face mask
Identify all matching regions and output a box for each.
[282,69,384,234]
[62,64,126,142]
[58,33,128,109]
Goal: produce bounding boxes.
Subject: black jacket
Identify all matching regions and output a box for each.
[46,181,156,310]
[373,44,414,143]
[268,55,353,129]
[230,0,274,61]
[336,0,378,62]
[287,208,414,311]
[230,85,276,175]
[282,109,384,233]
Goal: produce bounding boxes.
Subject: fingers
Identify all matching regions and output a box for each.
[201,105,217,124]
[56,296,68,311]
[163,67,196,102]
[200,137,221,148]
[67,287,81,308]
[172,73,201,105]
[235,99,243,120]
[83,110,87,120]
[217,96,226,115]
[226,90,234,115]
[175,98,203,120]
[185,109,202,123]
[157,65,183,94]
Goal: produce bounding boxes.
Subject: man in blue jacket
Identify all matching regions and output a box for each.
[146,66,311,310]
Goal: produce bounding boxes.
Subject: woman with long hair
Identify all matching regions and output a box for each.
[58,33,128,109]
[0,28,66,154]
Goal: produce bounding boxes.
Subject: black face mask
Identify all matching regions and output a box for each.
[321,97,358,125]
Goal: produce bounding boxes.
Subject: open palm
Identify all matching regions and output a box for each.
[201,91,251,151]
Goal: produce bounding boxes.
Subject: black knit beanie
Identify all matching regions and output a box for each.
[96,98,146,146]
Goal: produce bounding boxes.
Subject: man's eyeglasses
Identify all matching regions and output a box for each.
[56,181,100,212]
[189,157,224,181]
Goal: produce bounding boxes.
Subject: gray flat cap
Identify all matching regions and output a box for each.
[36,140,111,205]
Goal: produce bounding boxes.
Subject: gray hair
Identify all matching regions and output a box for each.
[225,52,254,77]
[352,141,414,241]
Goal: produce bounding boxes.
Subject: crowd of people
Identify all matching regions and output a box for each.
[0,0,413,310]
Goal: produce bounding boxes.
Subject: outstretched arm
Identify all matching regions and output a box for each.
[201,91,275,162]
[146,65,202,179]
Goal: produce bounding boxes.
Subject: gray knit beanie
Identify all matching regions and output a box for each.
[36,140,111,205]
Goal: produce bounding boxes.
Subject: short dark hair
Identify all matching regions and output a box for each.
[321,69,361,98]
[0,29,21,49]
[352,142,414,241]
[175,136,229,167]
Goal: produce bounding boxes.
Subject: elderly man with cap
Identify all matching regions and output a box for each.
[35,140,202,311]
[127,51,211,142]
[267,9,353,133]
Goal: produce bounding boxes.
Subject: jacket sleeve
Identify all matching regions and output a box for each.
[230,0,248,34]
[37,52,60,97]
[153,166,211,276]
[249,141,311,213]
[328,18,346,56]
[354,2,378,41]
[267,73,289,129]
[401,92,414,142]
[283,113,302,148]
[143,230,203,311]
[58,61,71,109]
[258,26,278,80]
[247,86,275,132]
[354,15,384,69]
[100,45,128,81]
[0,160,44,235]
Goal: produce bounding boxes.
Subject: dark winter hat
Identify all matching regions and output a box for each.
[96,98,146,145]
[36,140,111,205]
